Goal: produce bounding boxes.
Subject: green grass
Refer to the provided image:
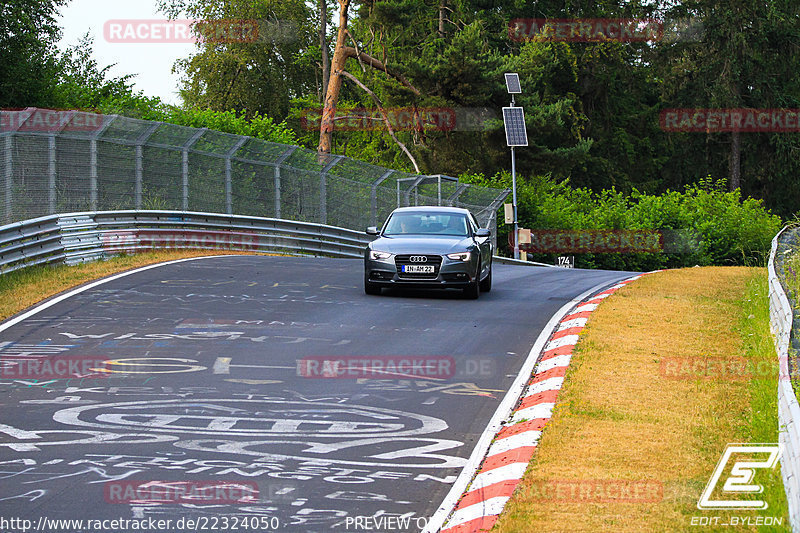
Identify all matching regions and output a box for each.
[738,272,790,530]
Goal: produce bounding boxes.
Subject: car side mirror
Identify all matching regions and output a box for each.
[475,228,491,237]
[366,226,380,236]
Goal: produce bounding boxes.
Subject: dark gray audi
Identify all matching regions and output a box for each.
[364,206,493,298]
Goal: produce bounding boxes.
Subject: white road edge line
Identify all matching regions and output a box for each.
[423,275,635,533]
[0,255,234,335]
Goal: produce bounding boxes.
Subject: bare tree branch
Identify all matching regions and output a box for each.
[342,46,421,96]
[340,70,420,174]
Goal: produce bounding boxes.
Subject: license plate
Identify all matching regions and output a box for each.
[402,265,435,273]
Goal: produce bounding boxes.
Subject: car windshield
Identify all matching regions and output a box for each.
[383,213,469,236]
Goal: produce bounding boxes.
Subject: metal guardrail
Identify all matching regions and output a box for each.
[0,210,374,274]
[492,256,556,268]
[768,225,800,531]
[0,209,534,277]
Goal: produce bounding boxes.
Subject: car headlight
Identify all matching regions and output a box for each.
[447,252,471,261]
[369,250,393,260]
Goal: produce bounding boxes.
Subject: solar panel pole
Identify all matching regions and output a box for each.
[511,144,518,259]
[509,94,520,259]
[504,73,522,259]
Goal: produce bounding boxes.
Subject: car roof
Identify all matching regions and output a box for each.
[390,206,472,215]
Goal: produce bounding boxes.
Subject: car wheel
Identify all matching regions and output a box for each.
[364,275,381,295]
[479,262,492,293]
[464,261,480,299]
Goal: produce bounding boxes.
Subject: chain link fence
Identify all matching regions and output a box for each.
[1,108,509,236]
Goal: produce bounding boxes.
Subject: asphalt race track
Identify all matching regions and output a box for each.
[0,255,633,532]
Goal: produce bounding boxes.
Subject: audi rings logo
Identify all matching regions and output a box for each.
[409,256,428,263]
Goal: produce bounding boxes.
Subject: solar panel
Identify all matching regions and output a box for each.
[505,73,521,94]
[503,107,528,147]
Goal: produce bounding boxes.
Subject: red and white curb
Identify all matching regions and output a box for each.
[427,273,649,533]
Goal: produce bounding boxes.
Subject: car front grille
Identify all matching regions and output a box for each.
[395,254,442,279]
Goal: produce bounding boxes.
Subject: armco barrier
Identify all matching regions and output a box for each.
[769,225,800,531]
[0,210,373,274]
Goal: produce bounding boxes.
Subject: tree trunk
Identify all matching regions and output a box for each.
[317,0,422,156]
[438,1,446,37]
[729,129,741,191]
[318,0,350,155]
[319,0,330,102]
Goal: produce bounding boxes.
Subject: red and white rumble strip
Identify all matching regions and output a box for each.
[437,273,648,533]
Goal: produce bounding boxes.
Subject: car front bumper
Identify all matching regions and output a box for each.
[364,254,478,289]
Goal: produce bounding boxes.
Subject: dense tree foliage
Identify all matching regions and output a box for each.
[157,0,318,120]
[290,0,800,219]
[654,0,800,218]
[0,0,66,107]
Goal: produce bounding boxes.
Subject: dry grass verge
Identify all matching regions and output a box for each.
[495,267,788,532]
[0,251,271,321]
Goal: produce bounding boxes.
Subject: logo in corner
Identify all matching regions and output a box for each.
[697,443,782,510]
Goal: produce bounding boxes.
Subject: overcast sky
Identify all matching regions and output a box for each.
[56,0,196,105]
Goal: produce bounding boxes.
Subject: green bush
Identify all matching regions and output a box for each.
[98,96,298,146]
[460,172,781,270]
[156,108,298,146]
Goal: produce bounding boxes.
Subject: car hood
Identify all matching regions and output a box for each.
[371,235,475,254]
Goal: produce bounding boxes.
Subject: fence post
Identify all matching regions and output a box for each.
[87,114,118,212]
[49,136,57,214]
[225,137,247,214]
[135,146,143,209]
[0,109,33,224]
[446,183,469,207]
[135,123,160,209]
[319,155,342,225]
[485,188,510,251]
[273,146,298,219]
[371,170,394,227]
[404,176,425,207]
[3,136,11,223]
[182,152,189,211]
[489,209,498,251]
[182,128,207,211]
[90,139,98,210]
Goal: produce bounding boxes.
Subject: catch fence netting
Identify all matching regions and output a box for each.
[0,108,509,232]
